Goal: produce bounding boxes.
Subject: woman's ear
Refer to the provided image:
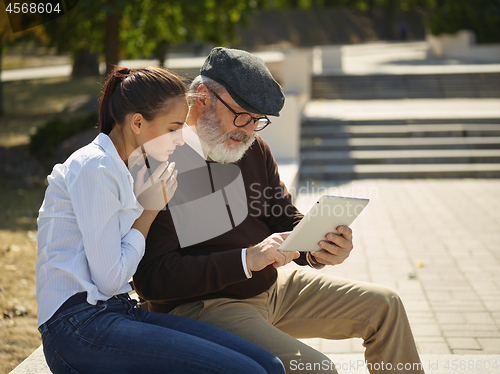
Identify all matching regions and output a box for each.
[130,113,143,135]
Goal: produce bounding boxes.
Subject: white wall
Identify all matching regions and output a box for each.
[259,49,312,163]
[427,30,500,62]
[259,94,302,162]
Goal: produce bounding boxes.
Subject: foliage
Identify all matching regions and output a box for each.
[42,0,265,71]
[120,0,262,62]
[42,2,107,54]
[265,0,438,11]
[426,0,500,43]
[0,3,48,45]
[1,6,48,116]
[29,112,98,157]
[272,0,500,43]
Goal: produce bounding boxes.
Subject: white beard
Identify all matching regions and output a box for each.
[196,106,256,164]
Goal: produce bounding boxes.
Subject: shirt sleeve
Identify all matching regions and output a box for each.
[306,252,326,270]
[259,139,311,266]
[241,248,252,278]
[67,158,145,296]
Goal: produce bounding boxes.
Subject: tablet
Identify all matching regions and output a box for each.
[278,195,369,252]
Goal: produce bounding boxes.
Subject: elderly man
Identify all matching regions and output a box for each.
[133,47,424,374]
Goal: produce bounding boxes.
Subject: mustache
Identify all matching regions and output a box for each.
[225,130,254,143]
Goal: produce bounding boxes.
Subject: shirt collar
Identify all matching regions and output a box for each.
[92,133,135,185]
[183,124,208,160]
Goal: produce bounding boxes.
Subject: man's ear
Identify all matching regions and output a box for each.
[195,84,211,113]
[130,113,143,135]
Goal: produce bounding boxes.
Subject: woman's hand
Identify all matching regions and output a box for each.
[135,161,177,212]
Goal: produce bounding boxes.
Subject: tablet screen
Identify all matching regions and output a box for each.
[278,195,369,252]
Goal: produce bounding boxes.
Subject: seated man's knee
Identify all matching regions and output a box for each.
[370,285,406,321]
[382,286,404,308]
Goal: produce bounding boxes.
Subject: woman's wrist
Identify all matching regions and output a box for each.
[132,210,160,239]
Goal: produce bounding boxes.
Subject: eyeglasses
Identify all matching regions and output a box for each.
[210,90,271,132]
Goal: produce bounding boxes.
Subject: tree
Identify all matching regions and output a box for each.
[43,0,266,77]
[359,0,500,43]
[0,8,46,116]
[426,0,500,43]
[263,0,433,39]
[121,0,263,67]
[0,10,11,116]
[43,1,111,76]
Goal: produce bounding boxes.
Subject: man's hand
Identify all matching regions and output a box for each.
[246,232,300,272]
[310,225,353,266]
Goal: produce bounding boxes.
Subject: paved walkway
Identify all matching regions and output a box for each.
[287,178,500,371]
[0,51,283,82]
[294,49,500,369]
[3,41,500,82]
[304,99,500,121]
[13,179,499,374]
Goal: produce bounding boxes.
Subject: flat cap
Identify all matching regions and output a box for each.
[200,47,285,117]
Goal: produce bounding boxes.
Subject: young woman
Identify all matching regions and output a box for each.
[36,66,285,374]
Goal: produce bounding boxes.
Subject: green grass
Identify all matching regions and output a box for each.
[0,178,46,232]
[0,172,44,374]
[1,76,102,147]
[0,74,104,373]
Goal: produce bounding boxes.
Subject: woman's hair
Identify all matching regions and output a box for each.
[99,66,187,135]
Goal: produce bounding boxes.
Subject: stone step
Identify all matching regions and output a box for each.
[300,163,500,179]
[312,73,500,100]
[303,99,500,122]
[10,346,500,374]
[312,90,500,101]
[301,136,500,151]
[302,149,500,165]
[301,124,500,138]
[303,118,500,127]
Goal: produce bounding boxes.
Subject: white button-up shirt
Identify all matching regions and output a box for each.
[36,133,144,326]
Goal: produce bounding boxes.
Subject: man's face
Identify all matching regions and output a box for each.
[196,90,257,164]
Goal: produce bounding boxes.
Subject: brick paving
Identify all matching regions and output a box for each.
[289,179,500,357]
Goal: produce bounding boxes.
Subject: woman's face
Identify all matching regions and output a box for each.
[140,97,188,162]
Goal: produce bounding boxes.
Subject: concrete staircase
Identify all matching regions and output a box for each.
[301,71,500,180]
[301,118,500,179]
[312,73,500,100]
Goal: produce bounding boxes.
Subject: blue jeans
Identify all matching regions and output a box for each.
[38,294,285,374]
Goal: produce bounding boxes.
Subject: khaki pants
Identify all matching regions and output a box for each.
[170,269,424,374]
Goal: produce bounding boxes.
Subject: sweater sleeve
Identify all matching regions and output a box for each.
[259,139,310,266]
[133,207,248,302]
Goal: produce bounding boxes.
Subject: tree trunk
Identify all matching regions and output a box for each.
[104,6,122,76]
[384,0,398,40]
[155,41,169,68]
[0,38,3,117]
[72,48,100,77]
[367,0,376,16]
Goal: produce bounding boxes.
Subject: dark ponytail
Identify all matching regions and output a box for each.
[98,66,187,135]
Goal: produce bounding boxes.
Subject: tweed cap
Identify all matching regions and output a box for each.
[200,47,285,117]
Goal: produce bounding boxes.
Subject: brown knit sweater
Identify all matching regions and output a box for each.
[133,135,306,313]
